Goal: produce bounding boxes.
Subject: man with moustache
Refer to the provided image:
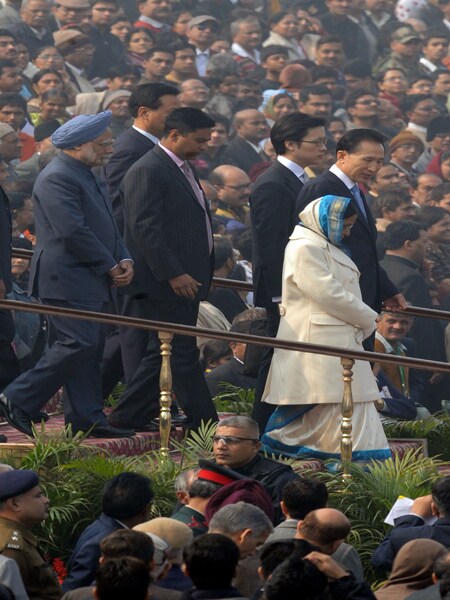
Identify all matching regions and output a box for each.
[0,111,135,439]
[250,113,327,430]
[223,109,268,173]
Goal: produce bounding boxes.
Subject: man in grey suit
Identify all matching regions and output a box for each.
[0,111,135,438]
[108,107,218,432]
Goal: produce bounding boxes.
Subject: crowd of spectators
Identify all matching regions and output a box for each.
[4,439,450,600]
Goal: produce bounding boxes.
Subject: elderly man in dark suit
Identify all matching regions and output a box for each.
[250,113,327,430]
[0,111,135,438]
[108,107,218,432]
[101,82,180,388]
[296,129,406,318]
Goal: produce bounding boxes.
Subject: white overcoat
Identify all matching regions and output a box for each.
[262,224,380,405]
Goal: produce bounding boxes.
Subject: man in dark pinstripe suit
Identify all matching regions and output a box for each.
[108,107,219,431]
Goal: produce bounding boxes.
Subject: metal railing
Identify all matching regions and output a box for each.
[1,294,450,479]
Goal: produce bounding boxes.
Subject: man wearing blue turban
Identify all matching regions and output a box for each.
[0,111,135,439]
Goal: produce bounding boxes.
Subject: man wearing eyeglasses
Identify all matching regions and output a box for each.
[186,15,220,78]
[212,417,298,522]
[210,165,251,227]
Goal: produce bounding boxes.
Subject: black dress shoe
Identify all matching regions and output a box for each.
[89,425,136,438]
[30,411,50,423]
[0,394,33,436]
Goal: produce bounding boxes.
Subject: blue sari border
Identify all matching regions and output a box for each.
[261,434,392,462]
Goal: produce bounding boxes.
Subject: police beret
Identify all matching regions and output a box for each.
[0,469,39,502]
[51,110,112,149]
[197,459,247,486]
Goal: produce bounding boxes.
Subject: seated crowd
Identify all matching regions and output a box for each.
[4,448,450,600]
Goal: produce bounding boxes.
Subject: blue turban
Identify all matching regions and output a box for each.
[51,110,112,149]
[0,469,39,501]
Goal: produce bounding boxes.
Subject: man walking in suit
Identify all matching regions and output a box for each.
[101,82,180,387]
[296,129,406,318]
[250,113,327,430]
[0,111,135,438]
[108,107,218,432]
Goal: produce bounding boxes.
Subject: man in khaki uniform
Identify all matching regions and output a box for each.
[0,469,62,600]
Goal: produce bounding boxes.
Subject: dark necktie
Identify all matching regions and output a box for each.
[351,184,368,221]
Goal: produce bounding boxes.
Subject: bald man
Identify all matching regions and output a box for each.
[295,508,364,580]
[209,165,251,226]
[222,109,269,172]
[179,79,209,109]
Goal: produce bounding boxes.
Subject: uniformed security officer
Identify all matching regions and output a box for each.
[0,469,62,600]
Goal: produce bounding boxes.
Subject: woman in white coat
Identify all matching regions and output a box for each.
[261,195,391,462]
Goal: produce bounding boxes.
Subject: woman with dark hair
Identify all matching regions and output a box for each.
[261,195,390,461]
[29,88,70,126]
[27,69,64,114]
[427,150,450,182]
[125,27,155,69]
[263,11,302,60]
[263,92,297,126]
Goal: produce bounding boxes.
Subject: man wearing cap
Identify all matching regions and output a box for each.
[0,469,62,600]
[49,0,91,32]
[389,130,424,179]
[134,517,193,592]
[186,16,220,78]
[53,29,96,95]
[373,26,427,80]
[16,119,60,184]
[172,460,246,537]
[0,111,135,439]
[415,116,450,173]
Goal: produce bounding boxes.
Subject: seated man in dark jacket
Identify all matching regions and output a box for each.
[212,415,298,522]
[372,476,450,572]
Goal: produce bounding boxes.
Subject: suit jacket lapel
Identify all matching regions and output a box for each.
[154,146,204,208]
[273,161,302,195]
[325,172,374,234]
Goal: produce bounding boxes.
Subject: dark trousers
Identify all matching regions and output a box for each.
[108,297,218,430]
[251,302,279,434]
[118,293,149,382]
[0,309,20,392]
[4,299,109,432]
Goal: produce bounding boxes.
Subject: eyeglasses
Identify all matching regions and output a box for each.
[383,75,407,81]
[222,183,251,191]
[212,435,258,445]
[196,23,219,32]
[415,105,439,112]
[356,99,379,105]
[73,45,95,53]
[300,137,328,146]
[93,6,115,11]
[343,223,354,232]
[37,54,63,60]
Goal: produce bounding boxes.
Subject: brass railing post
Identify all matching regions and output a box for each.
[158,331,173,456]
[340,357,355,481]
